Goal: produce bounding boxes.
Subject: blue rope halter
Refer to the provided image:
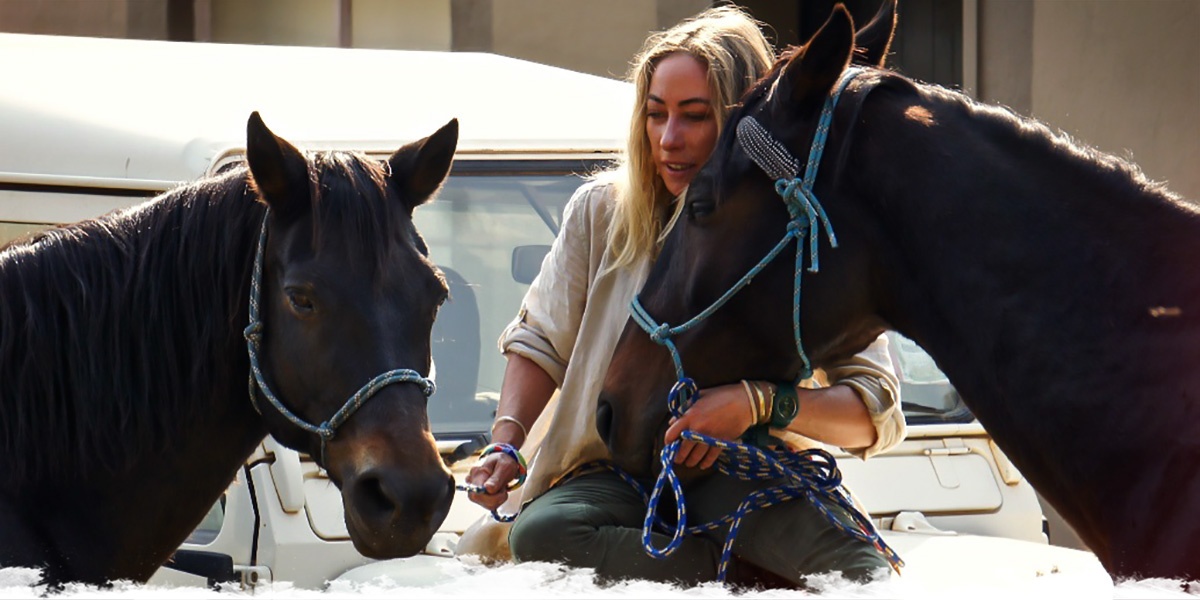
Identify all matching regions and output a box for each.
[243,210,436,465]
[628,67,904,578]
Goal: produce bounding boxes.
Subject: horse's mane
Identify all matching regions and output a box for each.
[0,151,404,484]
[0,171,261,484]
[942,83,1183,206]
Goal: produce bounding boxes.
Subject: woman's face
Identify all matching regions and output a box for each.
[646,52,718,197]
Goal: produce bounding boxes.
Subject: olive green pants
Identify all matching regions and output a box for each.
[507,470,889,587]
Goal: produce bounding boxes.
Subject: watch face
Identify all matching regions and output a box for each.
[777,394,798,419]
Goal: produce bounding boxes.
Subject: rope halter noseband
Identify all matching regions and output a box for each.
[243,210,436,465]
[627,66,904,578]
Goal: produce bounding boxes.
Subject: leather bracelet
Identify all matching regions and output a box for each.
[479,442,528,490]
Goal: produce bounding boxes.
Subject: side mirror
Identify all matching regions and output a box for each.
[511,245,550,285]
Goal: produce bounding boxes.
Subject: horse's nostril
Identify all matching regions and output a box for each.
[596,398,614,446]
[353,473,396,517]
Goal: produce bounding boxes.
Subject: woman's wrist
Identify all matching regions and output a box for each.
[739,380,801,430]
[480,442,528,490]
[490,414,528,446]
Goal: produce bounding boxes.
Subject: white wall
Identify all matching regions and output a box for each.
[1031,0,1199,201]
[353,0,451,50]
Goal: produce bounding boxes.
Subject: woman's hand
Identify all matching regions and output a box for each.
[663,382,756,470]
[465,451,521,511]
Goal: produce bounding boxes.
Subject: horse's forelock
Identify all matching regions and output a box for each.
[309,151,400,275]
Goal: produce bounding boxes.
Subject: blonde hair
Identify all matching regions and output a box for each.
[602,5,775,274]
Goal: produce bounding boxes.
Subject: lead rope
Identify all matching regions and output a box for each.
[636,379,904,581]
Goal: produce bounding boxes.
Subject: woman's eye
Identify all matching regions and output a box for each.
[286,289,315,314]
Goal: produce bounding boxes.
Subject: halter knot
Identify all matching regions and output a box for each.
[316,424,335,441]
[419,379,437,397]
[243,322,263,343]
[650,323,672,343]
[774,177,804,201]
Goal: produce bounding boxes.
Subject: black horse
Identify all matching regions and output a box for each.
[0,113,458,585]
[599,2,1200,582]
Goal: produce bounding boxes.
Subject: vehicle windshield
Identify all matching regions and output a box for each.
[414,171,580,438]
[416,170,974,439]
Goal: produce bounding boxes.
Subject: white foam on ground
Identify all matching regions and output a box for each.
[1,562,1196,600]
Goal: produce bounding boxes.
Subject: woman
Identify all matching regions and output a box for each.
[458,6,905,588]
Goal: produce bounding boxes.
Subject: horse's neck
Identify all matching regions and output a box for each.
[0,171,268,485]
[859,99,1200,439]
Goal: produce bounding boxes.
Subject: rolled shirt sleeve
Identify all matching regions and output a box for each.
[820,333,906,460]
[498,182,605,386]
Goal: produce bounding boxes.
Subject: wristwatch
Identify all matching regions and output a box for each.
[770,383,799,429]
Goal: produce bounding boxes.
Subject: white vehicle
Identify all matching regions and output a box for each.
[0,33,1104,591]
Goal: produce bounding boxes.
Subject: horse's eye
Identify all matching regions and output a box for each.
[285,288,315,315]
[688,200,715,220]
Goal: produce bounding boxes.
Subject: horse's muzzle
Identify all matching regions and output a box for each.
[342,467,455,558]
[596,391,669,481]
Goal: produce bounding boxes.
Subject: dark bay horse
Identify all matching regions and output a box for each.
[0,113,458,585]
[599,3,1200,582]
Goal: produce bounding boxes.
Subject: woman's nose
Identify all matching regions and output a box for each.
[660,118,684,150]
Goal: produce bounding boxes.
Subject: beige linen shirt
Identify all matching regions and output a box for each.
[456,180,906,560]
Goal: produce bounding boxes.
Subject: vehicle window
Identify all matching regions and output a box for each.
[184,493,225,544]
[415,173,582,437]
[886,331,974,424]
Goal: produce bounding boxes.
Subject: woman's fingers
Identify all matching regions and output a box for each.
[465,453,517,510]
[672,435,726,469]
[698,444,724,470]
[674,438,697,465]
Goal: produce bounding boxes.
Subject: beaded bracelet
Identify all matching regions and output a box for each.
[480,442,528,490]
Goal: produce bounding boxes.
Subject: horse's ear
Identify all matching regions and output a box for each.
[854,0,896,67]
[246,112,311,218]
[781,4,855,113]
[388,118,459,212]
